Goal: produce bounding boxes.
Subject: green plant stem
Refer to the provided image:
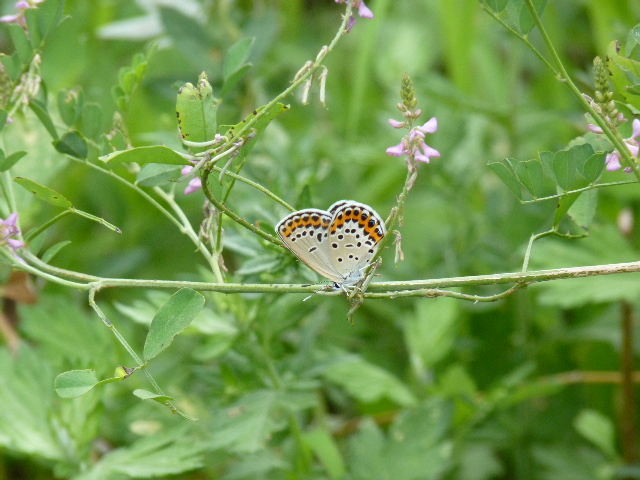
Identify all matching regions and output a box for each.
[24,210,71,241]
[520,180,639,203]
[523,0,640,181]
[88,288,185,418]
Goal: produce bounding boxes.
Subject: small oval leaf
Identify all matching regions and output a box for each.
[143,288,205,362]
[54,369,99,398]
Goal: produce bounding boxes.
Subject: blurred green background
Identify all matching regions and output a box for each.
[1,0,640,479]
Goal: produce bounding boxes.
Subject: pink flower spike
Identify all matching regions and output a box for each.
[388,119,405,128]
[386,143,406,157]
[587,124,604,134]
[358,1,374,18]
[0,13,21,22]
[181,166,193,175]
[15,1,29,8]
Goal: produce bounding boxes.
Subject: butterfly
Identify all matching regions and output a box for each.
[275,200,386,287]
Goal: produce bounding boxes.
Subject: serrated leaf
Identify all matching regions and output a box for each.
[515,159,544,198]
[53,131,88,159]
[29,100,58,140]
[0,150,27,171]
[14,177,72,208]
[54,369,99,398]
[143,288,205,362]
[223,37,255,80]
[137,163,182,187]
[99,145,189,166]
[488,159,523,199]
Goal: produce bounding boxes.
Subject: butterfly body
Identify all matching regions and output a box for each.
[276,200,386,287]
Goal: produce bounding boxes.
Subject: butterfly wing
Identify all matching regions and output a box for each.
[327,201,386,284]
[276,208,343,283]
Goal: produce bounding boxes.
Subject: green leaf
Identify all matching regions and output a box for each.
[41,240,72,263]
[223,37,255,80]
[323,356,417,407]
[506,0,547,34]
[80,102,103,139]
[176,73,218,151]
[485,0,508,13]
[515,159,545,198]
[136,163,182,187]
[143,288,205,362]
[220,103,290,164]
[7,23,33,65]
[0,110,7,132]
[159,6,212,52]
[99,145,189,166]
[404,299,459,371]
[133,389,174,405]
[0,150,27,171]
[75,427,204,479]
[14,177,73,208]
[29,100,58,140]
[56,90,83,127]
[580,153,605,183]
[221,64,252,99]
[567,188,597,230]
[54,369,99,398]
[552,150,575,191]
[303,429,346,480]
[554,191,581,227]
[28,0,65,43]
[488,159,523,199]
[574,409,616,458]
[53,131,88,159]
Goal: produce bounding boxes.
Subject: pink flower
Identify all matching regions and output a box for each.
[603,118,640,173]
[335,0,373,31]
[1,212,24,251]
[181,166,203,194]
[386,117,440,163]
[0,0,44,25]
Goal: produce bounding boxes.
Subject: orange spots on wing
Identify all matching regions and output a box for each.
[279,214,329,238]
[329,209,385,244]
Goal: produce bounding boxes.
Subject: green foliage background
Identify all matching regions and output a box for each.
[1,0,640,479]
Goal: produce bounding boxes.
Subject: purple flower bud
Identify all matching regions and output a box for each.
[587,124,603,134]
[388,119,405,128]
